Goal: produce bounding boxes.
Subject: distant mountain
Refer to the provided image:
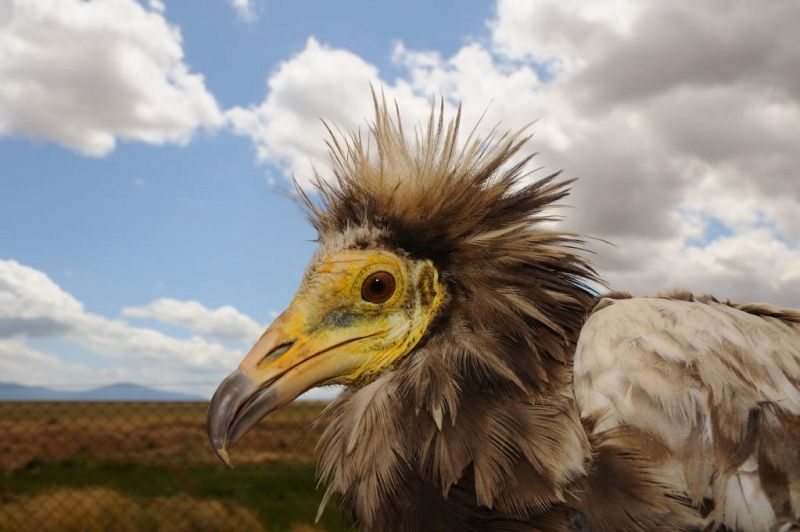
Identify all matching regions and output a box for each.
[0,382,204,401]
[0,382,67,401]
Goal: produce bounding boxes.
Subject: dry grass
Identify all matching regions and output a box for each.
[0,401,326,471]
[0,401,348,531]
[0,487,266,532]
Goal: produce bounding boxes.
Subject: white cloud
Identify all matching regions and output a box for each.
[0,337,224,397]
[225,37,377,186]
[486,0,800,233]
[121,298,264,343]
[148,0,165,13]
[0,259,83,337]
[0,339,92,388]
[0,0,223,156]
[0,260,242,371]
[597,224,800,309]
[229,0,257,23]
[490,0,643,69]
[0,260,339,399]
[229,1,800,308]
[226,37,429,187]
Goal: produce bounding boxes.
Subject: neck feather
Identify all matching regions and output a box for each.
[315,292,596,529]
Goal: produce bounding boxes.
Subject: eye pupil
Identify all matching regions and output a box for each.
[361,271,396,304]
[370,278,384,294]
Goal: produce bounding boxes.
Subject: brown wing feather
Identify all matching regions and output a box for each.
[574,293,800,531]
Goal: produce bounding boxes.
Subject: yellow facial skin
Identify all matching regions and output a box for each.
[207,248,444,463]
[246,249,442,383]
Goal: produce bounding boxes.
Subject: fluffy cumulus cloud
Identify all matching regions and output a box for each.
[0,339,93,389]
[226,37,375,185]
[0,0,222,156]
[229,0,800,308]
[0,261,340,398]
[0,259,247,392]
[226,37,430,187]
[121,298,264,343]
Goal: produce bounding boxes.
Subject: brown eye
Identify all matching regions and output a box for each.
[361,271,396,304]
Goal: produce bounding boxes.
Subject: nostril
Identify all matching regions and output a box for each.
[258,341,295,367]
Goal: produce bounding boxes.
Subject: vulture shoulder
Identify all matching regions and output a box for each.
[573,291,800,531]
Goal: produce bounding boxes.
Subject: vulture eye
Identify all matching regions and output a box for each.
[361,271,396,304]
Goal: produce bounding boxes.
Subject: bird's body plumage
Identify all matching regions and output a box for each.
[576,292,800,530]
[208,97,800,531]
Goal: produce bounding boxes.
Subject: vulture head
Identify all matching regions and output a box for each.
[207,99,644,529]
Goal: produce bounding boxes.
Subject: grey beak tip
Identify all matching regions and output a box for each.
[209,435,233,467]
[207,369,253,467]
[214,446,233,468]
[207,368,285,468]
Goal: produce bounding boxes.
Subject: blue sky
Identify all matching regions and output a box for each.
[2,0,799,396]
[0,0,498,396]
[1,0,492,320]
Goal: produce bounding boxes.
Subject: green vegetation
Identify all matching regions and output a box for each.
[2,455,349,531]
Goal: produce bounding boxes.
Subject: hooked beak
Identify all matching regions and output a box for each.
[206,306,369,466]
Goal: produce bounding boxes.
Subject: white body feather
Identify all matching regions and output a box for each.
[574,294,800,530]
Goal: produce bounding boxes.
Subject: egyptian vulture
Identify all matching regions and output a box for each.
[207,99,800,531]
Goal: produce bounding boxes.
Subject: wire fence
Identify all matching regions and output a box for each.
[0,401,348,531]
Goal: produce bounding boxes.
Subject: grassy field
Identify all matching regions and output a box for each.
[0,401,351,531]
